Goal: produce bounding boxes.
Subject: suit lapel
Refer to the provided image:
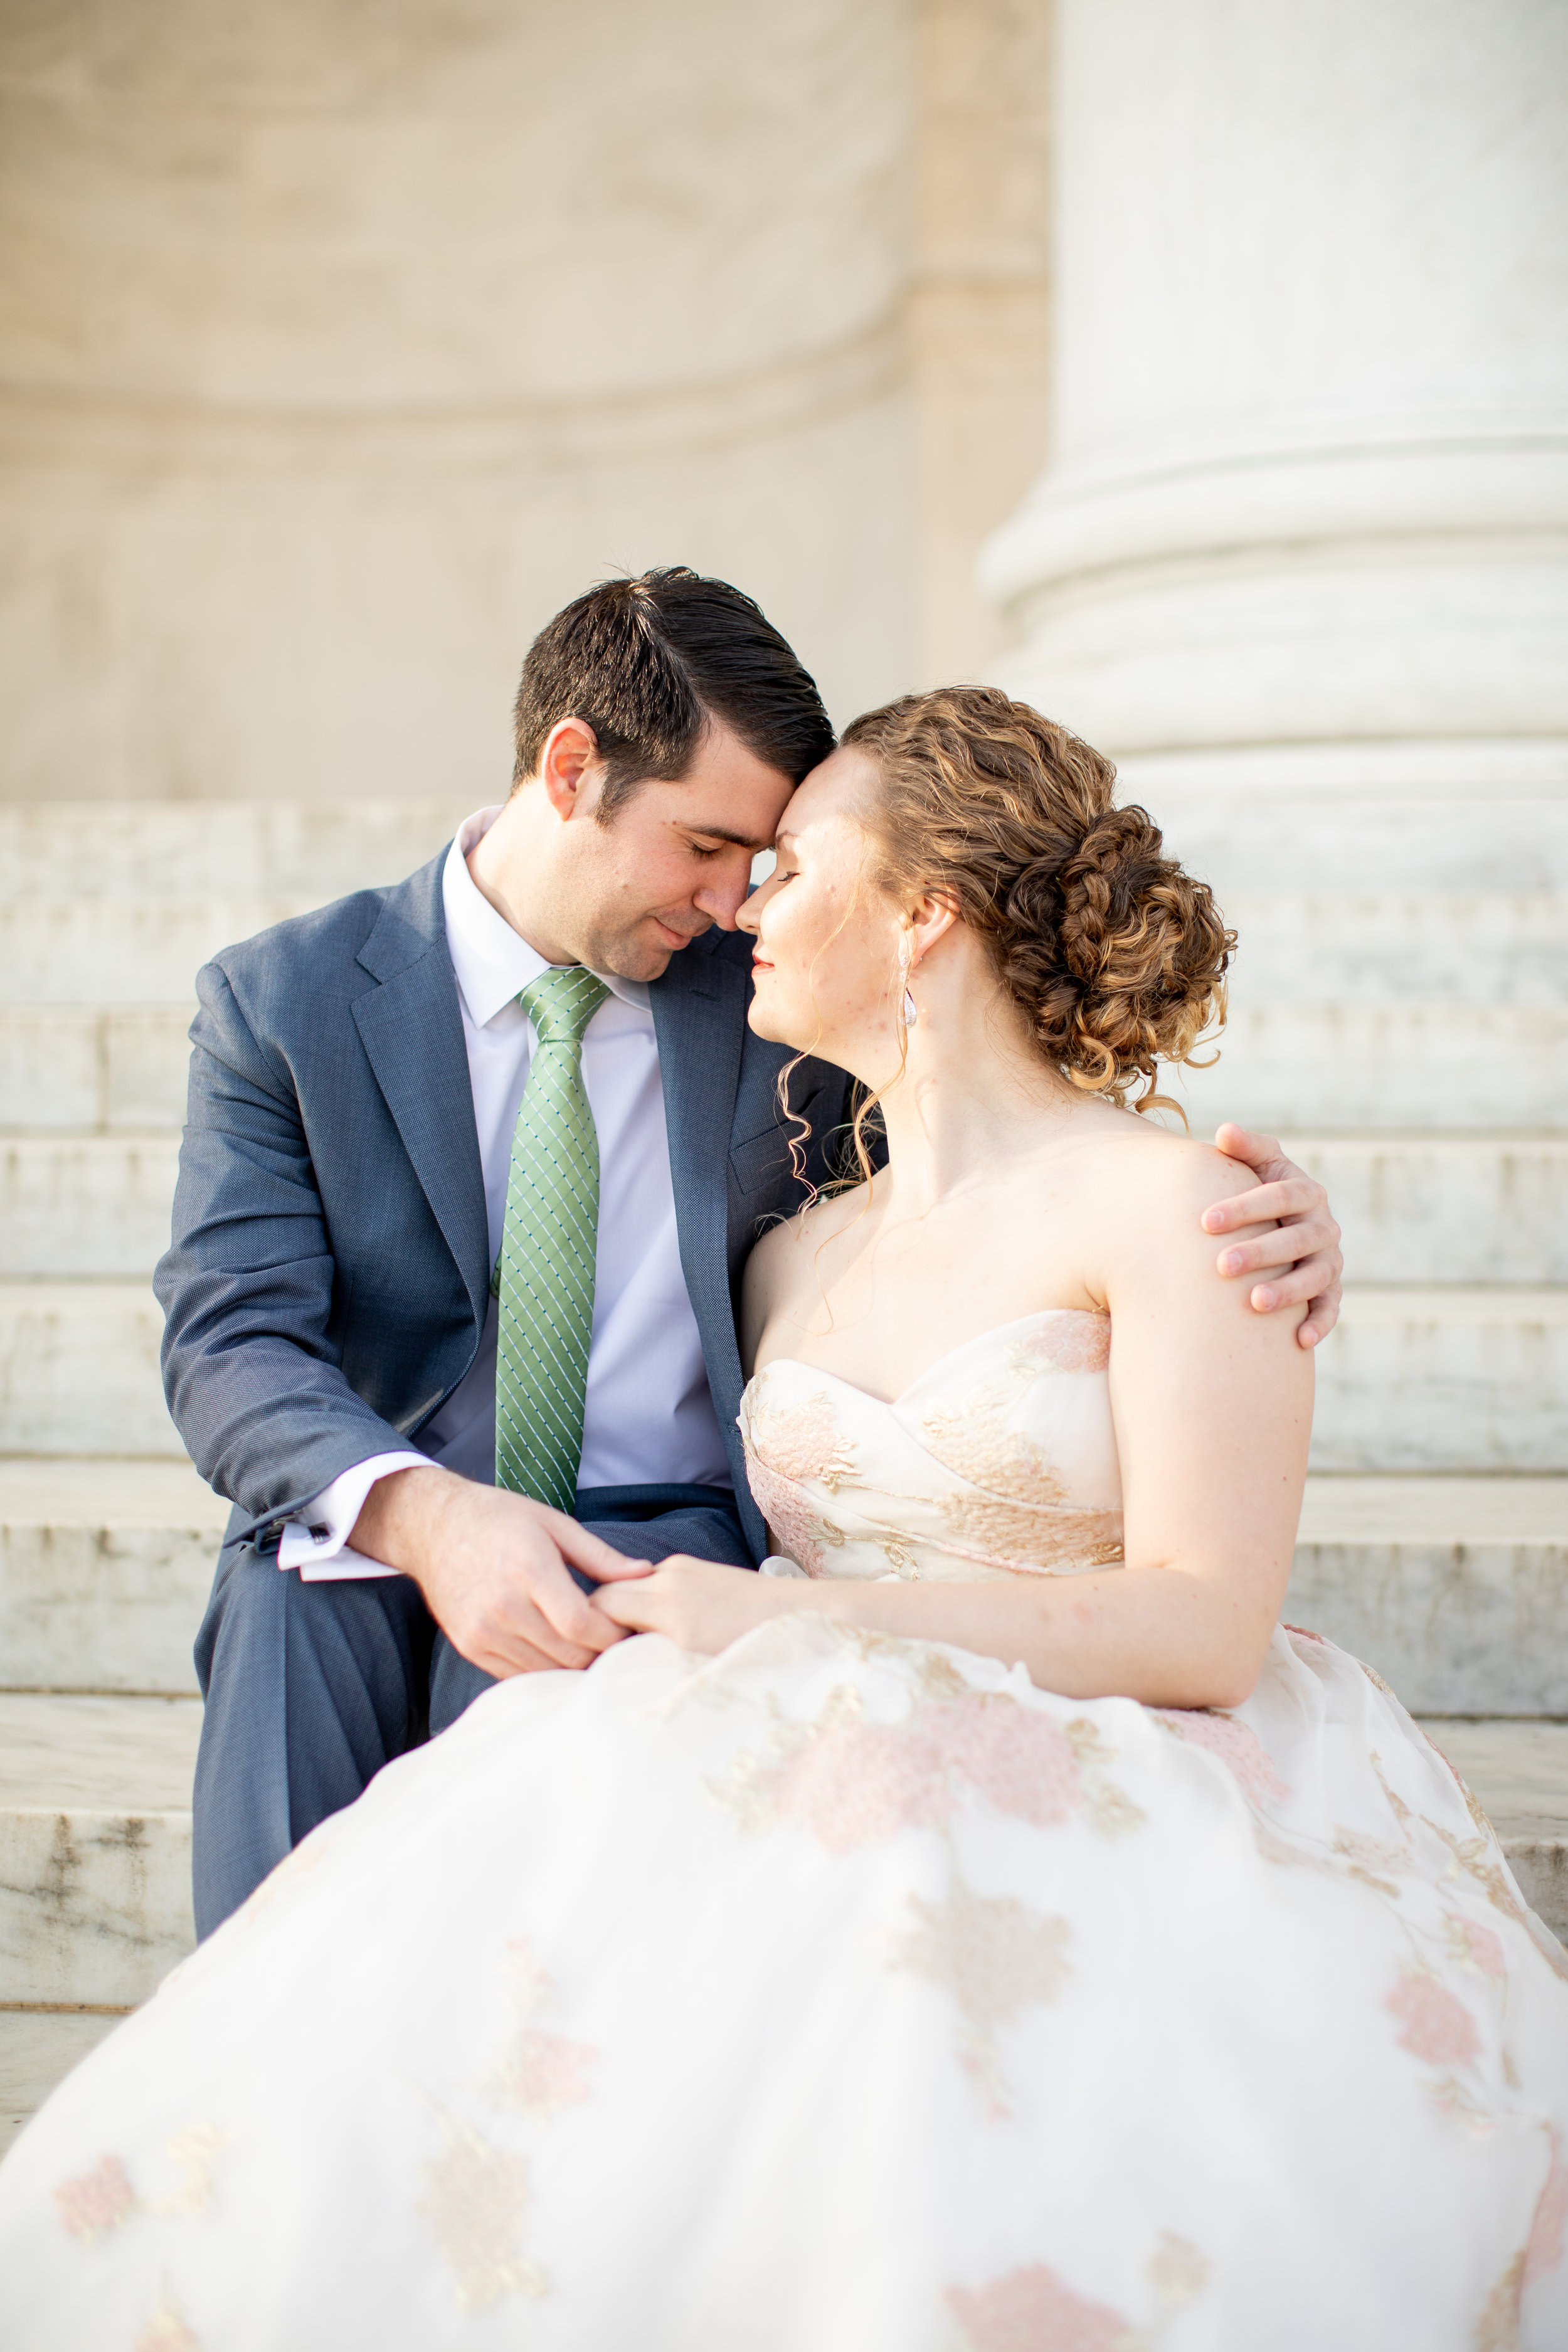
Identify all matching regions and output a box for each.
[652,936,748,1419]
[352,856,491,1326]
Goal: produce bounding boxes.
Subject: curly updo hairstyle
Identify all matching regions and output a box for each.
[841,686,1234,1111]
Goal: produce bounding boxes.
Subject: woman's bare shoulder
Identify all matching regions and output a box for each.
[1069,1118,1269,1260]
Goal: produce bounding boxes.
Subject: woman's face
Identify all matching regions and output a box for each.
[737,747,905,1075]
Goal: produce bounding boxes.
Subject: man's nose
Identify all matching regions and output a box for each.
[694,859,754,931]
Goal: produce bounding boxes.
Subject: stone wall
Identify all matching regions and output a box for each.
[0,0,1051,801]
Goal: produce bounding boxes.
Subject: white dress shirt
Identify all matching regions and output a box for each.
[278,804,731,1580]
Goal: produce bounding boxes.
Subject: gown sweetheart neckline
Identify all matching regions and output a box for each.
[747,1303,1110,1412]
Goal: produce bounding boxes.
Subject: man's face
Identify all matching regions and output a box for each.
[559,721,795,981]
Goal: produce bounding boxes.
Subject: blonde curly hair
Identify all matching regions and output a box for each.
[840,685,1234,1111]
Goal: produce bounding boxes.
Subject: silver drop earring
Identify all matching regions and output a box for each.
[898,935,918,1029]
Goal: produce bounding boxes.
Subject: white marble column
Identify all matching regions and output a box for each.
[981,0,1568,1494]
[982,0,1568,758]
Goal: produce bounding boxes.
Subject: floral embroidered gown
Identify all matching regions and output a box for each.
[3,1310,1567,2352]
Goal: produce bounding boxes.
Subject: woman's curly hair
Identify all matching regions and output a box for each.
[840,685,1235,1111]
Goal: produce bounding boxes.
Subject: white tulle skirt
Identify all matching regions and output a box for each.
[3,1617,1566,2352]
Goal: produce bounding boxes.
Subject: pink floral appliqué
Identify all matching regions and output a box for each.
[1153,1710,1289,1808]
[53,2153,136,2242]
[746,1389,856,1490]
[491,1940,598,2121]
[1019,1313,1111,1377]
[1525,2129,1568,2289]
[742,1454,834,1577]
[1444,1910,1508,1982]
[945,2260,1130,2351]
[1385,1971,1481,2069]
[760,1695,1084,1854]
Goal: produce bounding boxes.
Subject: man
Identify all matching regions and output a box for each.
[159,566,1343,1935]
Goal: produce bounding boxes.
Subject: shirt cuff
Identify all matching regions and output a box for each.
[277,1451,431,1581]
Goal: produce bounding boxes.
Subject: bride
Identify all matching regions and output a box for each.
[3,687,1565,2351]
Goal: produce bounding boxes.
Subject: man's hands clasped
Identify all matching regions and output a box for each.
[351,1466,654,1679]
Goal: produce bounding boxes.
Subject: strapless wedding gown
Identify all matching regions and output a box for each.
[3,1311,1567,2351]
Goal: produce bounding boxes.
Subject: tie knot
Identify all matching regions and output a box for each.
[519,965,610,1049]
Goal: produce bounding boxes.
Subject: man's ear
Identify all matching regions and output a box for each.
[538,718,601,822]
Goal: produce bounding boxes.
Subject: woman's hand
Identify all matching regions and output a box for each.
[591,1555,800,1653]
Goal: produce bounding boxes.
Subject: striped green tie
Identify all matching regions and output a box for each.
[494,965,610,1510]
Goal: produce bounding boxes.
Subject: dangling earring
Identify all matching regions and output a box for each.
[897,934,918,1030]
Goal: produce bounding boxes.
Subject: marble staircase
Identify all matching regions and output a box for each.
[3,785,1566,2153]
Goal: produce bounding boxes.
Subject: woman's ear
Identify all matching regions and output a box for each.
[908,889,960,967]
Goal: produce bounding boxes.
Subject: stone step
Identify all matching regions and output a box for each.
[0,1692,199,2008]
[2,1279,1563,1470]
[0,1697,1560,2148]
[1149,792,1568,895]
[0,800,464,903]
[0,1283,179,1457]
[1,1135,182,1278]
[1,2010,121,2159]
[1311,1287,1568,1472]
[9,999,1568,1138]
[7,1129,1565,1286]
[4,885,1560,1009]
[1,1008,193,1132]
[0,900,319,1005]
[1,1458,1562,1713]
[1219,895,1564,1007]
[1283,1135,1568,1286]
[1288,1476,1568,1715]
[0,1459,224,1695]
[1167,1005,1568,1132]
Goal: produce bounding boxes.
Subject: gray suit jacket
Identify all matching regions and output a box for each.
[154,849,858,1567]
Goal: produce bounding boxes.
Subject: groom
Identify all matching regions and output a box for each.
[157,566,1343,1935]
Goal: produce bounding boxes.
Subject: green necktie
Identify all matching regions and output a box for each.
[494,965,610,1510]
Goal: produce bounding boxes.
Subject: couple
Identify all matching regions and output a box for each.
[3,572,1567,2349]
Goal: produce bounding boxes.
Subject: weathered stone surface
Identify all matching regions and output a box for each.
[0,1283,179,1456]
[1217,894,1566,1006]
[0,899,313,1005]
[1165,1006,1568,1134]
[1,1137,183,1279]
[1310,1289,1568,1472]
[0,1694,199,2006]
[0,1459,225,1694]
[1287,1476,1568,1715]
[1,2008,122,2157]
[0,1009,193,1131]
[0,800,463,903]
[1281,1137,1568,1286]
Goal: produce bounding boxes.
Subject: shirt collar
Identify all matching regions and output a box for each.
[442,805,652,1030]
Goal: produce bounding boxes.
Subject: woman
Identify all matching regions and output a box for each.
[3,688,1565,2351]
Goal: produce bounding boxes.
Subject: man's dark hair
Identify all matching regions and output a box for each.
[512,566,835,822]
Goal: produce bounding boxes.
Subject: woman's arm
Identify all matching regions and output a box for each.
[601,1147,1312,1710]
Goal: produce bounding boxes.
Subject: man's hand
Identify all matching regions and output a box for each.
[592,1554,788,1655]
[352,1466,653,1678]
[1206,1123,1343,1349]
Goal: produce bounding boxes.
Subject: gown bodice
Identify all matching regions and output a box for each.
[738,1308,1125,1584]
